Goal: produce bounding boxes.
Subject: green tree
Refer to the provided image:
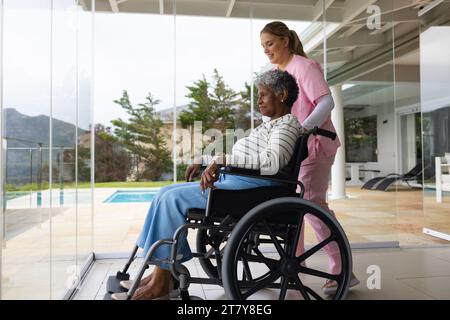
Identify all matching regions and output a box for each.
[235,81,262,131]
[94,124,131,182]
[111,91,171,181]
[179,69,239,132]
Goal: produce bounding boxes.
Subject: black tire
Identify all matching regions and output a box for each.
[196,229,220,279]
[222,197,352,300]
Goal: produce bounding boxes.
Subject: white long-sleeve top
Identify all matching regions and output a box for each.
[203,114,303,175]
[301,94,335,130]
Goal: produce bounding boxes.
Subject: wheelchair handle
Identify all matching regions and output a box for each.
[308,127,337,141]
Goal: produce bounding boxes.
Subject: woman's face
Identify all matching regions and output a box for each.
[260,32,290,66]
[257,85,281,118]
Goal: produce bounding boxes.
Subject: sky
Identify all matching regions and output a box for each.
[3,1,310,129]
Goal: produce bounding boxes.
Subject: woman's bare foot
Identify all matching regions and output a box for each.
[119,272,154,290]
[138,273,153,288]
[132,267,171,300]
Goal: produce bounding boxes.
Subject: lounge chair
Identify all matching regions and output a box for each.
[361,162,423,190]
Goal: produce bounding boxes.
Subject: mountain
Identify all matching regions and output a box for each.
[5,108,86,147]
[4,108,88,185]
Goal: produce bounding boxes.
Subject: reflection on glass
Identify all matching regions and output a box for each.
[93,5,175,254]
[324,1,399,246]
[2,0,52,299]
[421,25,450,244]
[345,113,377,163]
[75,0,93,296]
[51,0,78,299]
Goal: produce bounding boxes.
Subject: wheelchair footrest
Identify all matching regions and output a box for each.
[103,289,181,300]
[106,273,129,294]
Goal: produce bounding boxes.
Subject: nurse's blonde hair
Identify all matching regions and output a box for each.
[260,21,307,58]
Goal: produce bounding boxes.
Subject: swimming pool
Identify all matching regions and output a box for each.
[104,190,157,203]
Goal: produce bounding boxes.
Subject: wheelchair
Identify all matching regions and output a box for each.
[104,127,353,300]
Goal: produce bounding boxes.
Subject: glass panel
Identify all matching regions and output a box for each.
[2,0,52,299]
[93,1,175,254]
[50,0,78,299]
[175,9,251,250]
[393,18,425,247]
[75,0,93,293]
[420,6,450,245]
[176,14,252,159]
[324,1,399,246]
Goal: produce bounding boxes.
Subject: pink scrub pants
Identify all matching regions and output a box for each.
[295,154,341,275]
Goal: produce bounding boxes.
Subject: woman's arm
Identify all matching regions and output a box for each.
[301,93,335,130]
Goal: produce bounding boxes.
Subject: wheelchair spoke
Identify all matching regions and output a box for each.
[242,270,282,300]
[241,251,253,281]
[278,276,289,300]
[205,247,215,259]
[299,266,339,282]
[287,214,305,258]
[304,286,324,300]
[252,247,280,270]
[262,220,286,258]
[294,275,323,300]
[293,275,311,300]
[296,235,335,263]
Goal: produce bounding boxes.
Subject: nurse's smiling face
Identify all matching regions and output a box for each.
[260,32,290,66]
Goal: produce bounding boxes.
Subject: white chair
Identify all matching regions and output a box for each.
[435,154,450,202]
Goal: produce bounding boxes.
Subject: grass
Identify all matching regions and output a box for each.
[6,180,186,192]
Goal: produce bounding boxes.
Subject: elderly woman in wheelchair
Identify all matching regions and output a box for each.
[109,69,353,301]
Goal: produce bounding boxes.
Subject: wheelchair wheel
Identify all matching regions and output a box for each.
[196,229,220,279]
[222,197,352,300]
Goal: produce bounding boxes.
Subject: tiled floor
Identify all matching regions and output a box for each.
[75,246,450,300]
[3,185,450,299]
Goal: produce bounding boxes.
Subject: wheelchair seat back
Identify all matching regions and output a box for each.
[272,133,309,190]
[207,134,310,219]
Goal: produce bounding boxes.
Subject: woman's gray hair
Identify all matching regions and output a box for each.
[256,69,299,109]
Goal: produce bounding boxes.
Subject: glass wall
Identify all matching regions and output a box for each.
[2,0,52,300]
[92,2,175,254]
[324,1,399,245]
[420,21,450,244]
[1,0,93,299]
[393,19,425,246]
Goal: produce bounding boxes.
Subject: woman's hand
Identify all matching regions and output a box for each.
[200,161,220,193]
[185,164,201,182]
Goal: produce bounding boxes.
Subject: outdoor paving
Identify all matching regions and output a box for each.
[1,185,450,299]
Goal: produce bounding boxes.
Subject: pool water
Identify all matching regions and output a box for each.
[104,190,157,203]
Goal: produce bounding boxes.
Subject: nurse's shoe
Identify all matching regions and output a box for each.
[322,273,360,296]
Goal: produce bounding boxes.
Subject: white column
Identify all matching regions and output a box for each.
[331,85,347,199]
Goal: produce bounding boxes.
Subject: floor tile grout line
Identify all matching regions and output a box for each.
[397,278,439,300]
[395,274,450,280]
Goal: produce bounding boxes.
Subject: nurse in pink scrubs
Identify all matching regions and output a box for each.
[260,21,359,295]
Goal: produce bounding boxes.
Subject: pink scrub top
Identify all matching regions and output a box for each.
[285,55,341,160]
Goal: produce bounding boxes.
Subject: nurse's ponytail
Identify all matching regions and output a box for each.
[288,29,307,58]
[261,21,307,58]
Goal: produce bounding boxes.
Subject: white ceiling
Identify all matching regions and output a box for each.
[82,0,450,107]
